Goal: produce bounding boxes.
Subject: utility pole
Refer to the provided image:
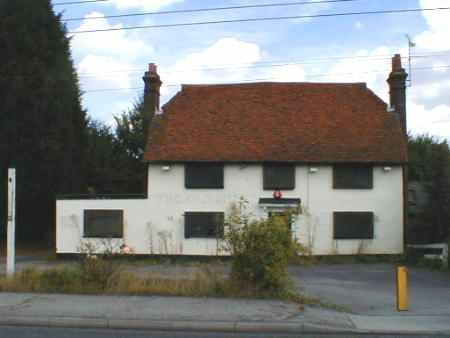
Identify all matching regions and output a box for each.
[7,168,16,276]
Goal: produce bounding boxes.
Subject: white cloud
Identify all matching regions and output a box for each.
[415,0,450,50]
[78,55,134,90]
[408,102,450,139]
[319,46,395,102]
[162,38,262,86]
[269,64,306,82]
[107,0,183,11]
[70,12,152,60]
[317,45,450,139]
[354,21,363,30]
[71,12,154,99]
[159,38,306,93]
[407,1,450,111]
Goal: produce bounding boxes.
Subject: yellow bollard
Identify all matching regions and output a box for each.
[397,266,409,311]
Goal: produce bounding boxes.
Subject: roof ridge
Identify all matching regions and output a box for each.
[181,81,367,88]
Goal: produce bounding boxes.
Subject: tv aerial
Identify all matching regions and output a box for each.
[405,34,416,87]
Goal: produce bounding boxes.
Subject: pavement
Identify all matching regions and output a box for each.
[0,292,450,334]
[1,261,450,334]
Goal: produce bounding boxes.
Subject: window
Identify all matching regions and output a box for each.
[185,163,224,189]
[84,210,123,238]
[185,212,224,239]
[263,163,295,190]
[333,212,374,239]
[333,165,373,189]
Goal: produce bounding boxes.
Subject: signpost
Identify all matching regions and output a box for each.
[7,168,16,276]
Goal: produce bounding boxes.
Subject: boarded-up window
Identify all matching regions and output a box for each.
[84,210,123,238]
[185,163,224,189]
[185,212,224,238]
[333,212,374,239]
[263,163,295,190]
[333,165,373,189]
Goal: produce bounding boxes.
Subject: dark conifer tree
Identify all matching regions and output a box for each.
[0,0,87,245]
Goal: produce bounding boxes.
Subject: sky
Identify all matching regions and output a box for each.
[53,0,450,139]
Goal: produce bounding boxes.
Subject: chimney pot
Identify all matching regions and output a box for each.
[149,63,157,74]
[392,54,403,72]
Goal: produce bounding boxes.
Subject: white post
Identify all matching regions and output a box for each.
[7,168,16,276]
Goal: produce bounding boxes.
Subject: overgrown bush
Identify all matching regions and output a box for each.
[77,240,123,291]
[223,198,302,296]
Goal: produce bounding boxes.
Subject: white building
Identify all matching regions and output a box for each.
[56,55,408,256]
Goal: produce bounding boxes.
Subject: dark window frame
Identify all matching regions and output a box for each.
[83,209,124,238]
[333,164,373,189]
[333,211,374,240]
[263,163,296,190]
[184,212,224,239]
[185,163,224,189]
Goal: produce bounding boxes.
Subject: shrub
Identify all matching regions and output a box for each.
[40,268,82,293]
[223,198,302,296]
[417,257,446,270]
[77,240,123,291]
[78,255,121,291]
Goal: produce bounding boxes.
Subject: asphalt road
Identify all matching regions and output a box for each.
[290,263,450,315]
[1,326,449,338]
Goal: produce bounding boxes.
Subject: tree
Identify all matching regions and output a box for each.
[83,119,117,194]
[408,134,450,242]
[428,142,450,241]
[0,0,87,244]
[113,98,147,193]
[408,134,437,181]
[82,99,148,196]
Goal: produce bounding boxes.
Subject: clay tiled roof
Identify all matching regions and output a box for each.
[144,82,407,163]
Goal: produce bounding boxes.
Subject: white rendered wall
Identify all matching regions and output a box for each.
[56,164,404,255]
[56,199,148,254]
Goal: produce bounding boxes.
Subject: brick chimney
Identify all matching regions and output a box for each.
[142,63,162,138]
[387,54,408,136]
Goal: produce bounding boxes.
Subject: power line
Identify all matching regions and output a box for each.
[81,64,450,94]
[79,55,396,78]
[76,52,450,78]
[3,52,446,81]
[62,0,362,22]
[53,0,108,6]
[70,6,450,34]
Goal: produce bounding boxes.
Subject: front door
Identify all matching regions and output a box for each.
[268,211,292,230]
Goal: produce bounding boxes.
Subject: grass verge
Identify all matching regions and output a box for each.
[0,263,305,304]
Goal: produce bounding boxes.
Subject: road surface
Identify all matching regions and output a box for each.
[0,326,449,338]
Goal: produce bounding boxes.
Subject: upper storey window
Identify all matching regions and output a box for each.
[185,163,224,189]
[333,165,373,189]
[263,163,295,190]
